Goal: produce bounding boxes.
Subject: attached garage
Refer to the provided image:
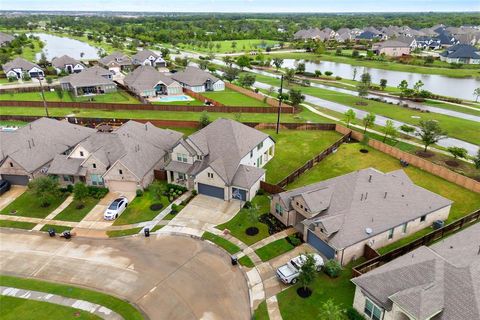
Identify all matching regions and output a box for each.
[1,174,29,186]
[107,180,137,193]
[198,183,225,200]
[232,187,247,201]
[307,230,336,259]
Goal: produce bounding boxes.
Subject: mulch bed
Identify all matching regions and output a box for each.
[245,226,259,236]
[355,101,368,106]
[149,203,164,211]
[359,149,369,153]
[415,151,434,158]
[445,160,459,167]
[297,287,312,298]
[259,214,287,235]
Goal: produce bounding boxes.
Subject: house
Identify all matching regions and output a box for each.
[165,119,275,201]
[372,40,411,57]
[131,49,167,68]
[60,66,116,96]
[123,65,182,98]
[171,66,225,93]
[47,121,183,192]
[2,57,44,80]
[395,35,417,50]
[435,32,459,47]
[440,44,480,64]
[270,168,452,265]
[415,36,441,50]
[356,31,381,41]
[98,51,132,74]
[0,32,14,46]
[52,55,85,74]
[351,223,480,320]
[0,118,94,185]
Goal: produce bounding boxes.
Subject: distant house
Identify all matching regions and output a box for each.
[124,65,182,98]
[440,44,480,64]
[270,168,452,265]
[394,35,417,49]
[2,57,44,80]
[0,32,14,46]
[98,51,132,74]
[131,49,167,68]
[351,223,480,320]
[415,36,441,50]
[356,31,381,41]
[436,32,459,47]
[60,66,116,96]
[171,66,224,93]
[165,119,275,201]
[372,40,411,57]
[52,55,85,74]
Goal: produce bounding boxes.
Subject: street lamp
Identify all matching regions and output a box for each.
[37,76,49,118]
[276,75,284,134]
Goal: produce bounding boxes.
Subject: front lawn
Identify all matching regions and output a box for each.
[216,195,271,246]
[202,87,269,107]
[0,275,144,320]
[40,224,72,234]
[0,296,100,320]
[0,190,68,219]
[53,197,100,222]
[253,301,269,320]
[255,238,295,262]
[202,231,241,255]
[238,255,255,268]
[106,227,143,238]
[0,220,37,230]
[263,129,342,184]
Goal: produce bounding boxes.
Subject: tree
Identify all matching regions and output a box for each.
[473,150,480,169]
[362,112,376,133]
[73,182,89,205]
[400,124,415,135]
[352,67,357,81]
[199,111,210,128]
[315,70,322,77]
[236,55,251,71]
[416,120,447,152]
[360,72,371,87]
[238,73,256,88]
[231,41,237,50]
[198,59,209,70]
[318,299,346,320]
[223,66,239,82]
[295,62,305,74]
[413,80,424,94]
[222,56,233,67]
[474,88,480,102]
[289,89,305,107]
[380,79,387,90]
[397,80,409,98]
[352,50,359,58]
[38,53,48,68]
[160,48,170,59]
[28,176,60,207]
[246,203,260,225]
[284,68,296,84]
[343,109,356,128]
[447,146,468,160]
[297,253,317,293]
[273,57,283,71]
[382,120,398,142]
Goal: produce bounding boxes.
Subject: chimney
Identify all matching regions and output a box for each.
[368,175,372,183]
[145,124,148,131]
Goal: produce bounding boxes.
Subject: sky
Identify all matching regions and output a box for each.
[0,0,478,13]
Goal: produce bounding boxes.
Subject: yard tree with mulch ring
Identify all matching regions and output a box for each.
[446,146,468,167]
[343,109,356,128]
[245,203,261,236]
[73,182,89,209]
[297,253,317,298]
[28,176,61,208]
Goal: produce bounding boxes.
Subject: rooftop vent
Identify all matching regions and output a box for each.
[368,175,372,182]
[365,228,372,235]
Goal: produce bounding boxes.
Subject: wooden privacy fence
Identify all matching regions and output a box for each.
[183,88,225,107]
[352,209,480,277]
[0,85,61,93]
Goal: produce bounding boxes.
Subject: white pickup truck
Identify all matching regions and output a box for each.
[276,253,324,284]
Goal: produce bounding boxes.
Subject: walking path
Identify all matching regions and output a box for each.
[0,286,123,320]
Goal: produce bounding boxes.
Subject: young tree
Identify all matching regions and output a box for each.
[215,42,221,51]
[246,203,260,225]
[238,73,256,88]
[272,57,284,71]
[400,124,415,135]
[357,82,369,99]
[284,68,296,84]
[343,109,356,128]
[382,120,398,142]
[413,80,424,94]
[236,55,251,71]
[352,50,359,58]
[28,176,60,207]
[360,72,371,87]
[38,53,48,68]
[198,59,209,70]
[231,41,237,50]
[223,66,239,82]
[73,182,89,206]
[362,112,376,133]
[473,149,480,169]
[352,67,357,81]
[380,79,387,90]
[416,120,447,152]
[447,146,468,160]
[473,87,480,102]
[222,56,233,67]
[295,62,306,74]
[315,70,322,78]
[199,111,211,128]
[297,253,317,294]
[318,299,345,320]
[288,89,305,107]
[397,80,409,98]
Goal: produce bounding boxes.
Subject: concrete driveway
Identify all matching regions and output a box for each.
[0,186,27,211]
[169,195,241,231]
[0,229,250,320]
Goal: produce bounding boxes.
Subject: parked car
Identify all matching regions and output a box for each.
[276,253,324,284]
[104,197,129,220]
[0,180,11,196]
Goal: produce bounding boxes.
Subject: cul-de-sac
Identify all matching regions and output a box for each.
[0,2,479,320]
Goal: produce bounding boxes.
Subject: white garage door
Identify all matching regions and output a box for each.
[107,180,137,193]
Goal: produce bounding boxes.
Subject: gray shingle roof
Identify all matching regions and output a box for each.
[2,57,42,74]
[171,66,221,87]
[440,44,480,59]
[60,66,114,88]
[231,164,265,189]
[0,32,14,46]
[373,40,411,49]
[352,223,480,320]
[48,155,86,176]
[276,168,452,249]
[51,55,83,69]
[131,49,159,62]
[99,51,132,67]
[124,65,178,93]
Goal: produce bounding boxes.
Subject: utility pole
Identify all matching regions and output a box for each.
[276,75,284,134]
[38,76,49,118]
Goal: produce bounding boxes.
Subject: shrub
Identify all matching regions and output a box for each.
[288,235,302,246]
[243,201,252,209]
[171,204,179,214]
[325,71,333,76]
[87,186,109,199]
[335,76,342,80]
[347,307,366,320]
[66,184,74,193]
[323,259,342,278]
[257,189,265,196]
[136,189,144,197]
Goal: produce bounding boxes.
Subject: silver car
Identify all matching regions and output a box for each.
[104,197,129,220]
[276,253,324,284]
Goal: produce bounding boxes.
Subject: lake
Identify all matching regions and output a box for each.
[31,33,100,61]
[281,59,480,101]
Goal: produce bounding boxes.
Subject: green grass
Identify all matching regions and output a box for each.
[0,190,68,219]
[216,195,271,246]
[178,39,281,54]
[0,220,37,230]
[53,197,100,222]
[73,91,140,104]
[277,261,359,319]
[40,224,72,234]
[151,98,204,106]
[254,300,269,320]
[0,90,139,104]
[163,205,185,220]
[0,120,27,127]
[263,129,342,184]
[151,224,165,232]
[113,184,170,226]
[424,99,480,117]
[106,227,143,238]
[203,87,269,107]
[0,275,144,320]
[255,238,295,262]
[0,296,101,320]
[238,255,255,268]
[202,231,241,254]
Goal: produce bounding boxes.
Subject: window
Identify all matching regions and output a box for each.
[91,174,104,186]
[9,162,13,167]
[119,169,123,175]
[364,298,382,320]
[80,151,84,157]
[257,141,264,150]
[388,228,394,240]
[208,172,214,179]
[178,173,186,180]
[63,175,73,182]
[275,203,283,216]
[250,150,253,158]
[92,163,96,169]
[268,146,274,156]
[177,153,188,163]
[402,222,408,234]
[420,215,427,222]
[258,156,263,166]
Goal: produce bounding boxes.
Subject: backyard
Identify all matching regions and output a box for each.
[0,90,140,104]
[202,87,269,107]
[0,190,68,219]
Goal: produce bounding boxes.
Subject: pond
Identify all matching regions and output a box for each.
[31,33,100,61]
[281,59,480,101]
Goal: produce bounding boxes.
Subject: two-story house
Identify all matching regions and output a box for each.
[165,119,275,201]
[52,55,86,74]
[98,51,133,74]
[131,49,167,68]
